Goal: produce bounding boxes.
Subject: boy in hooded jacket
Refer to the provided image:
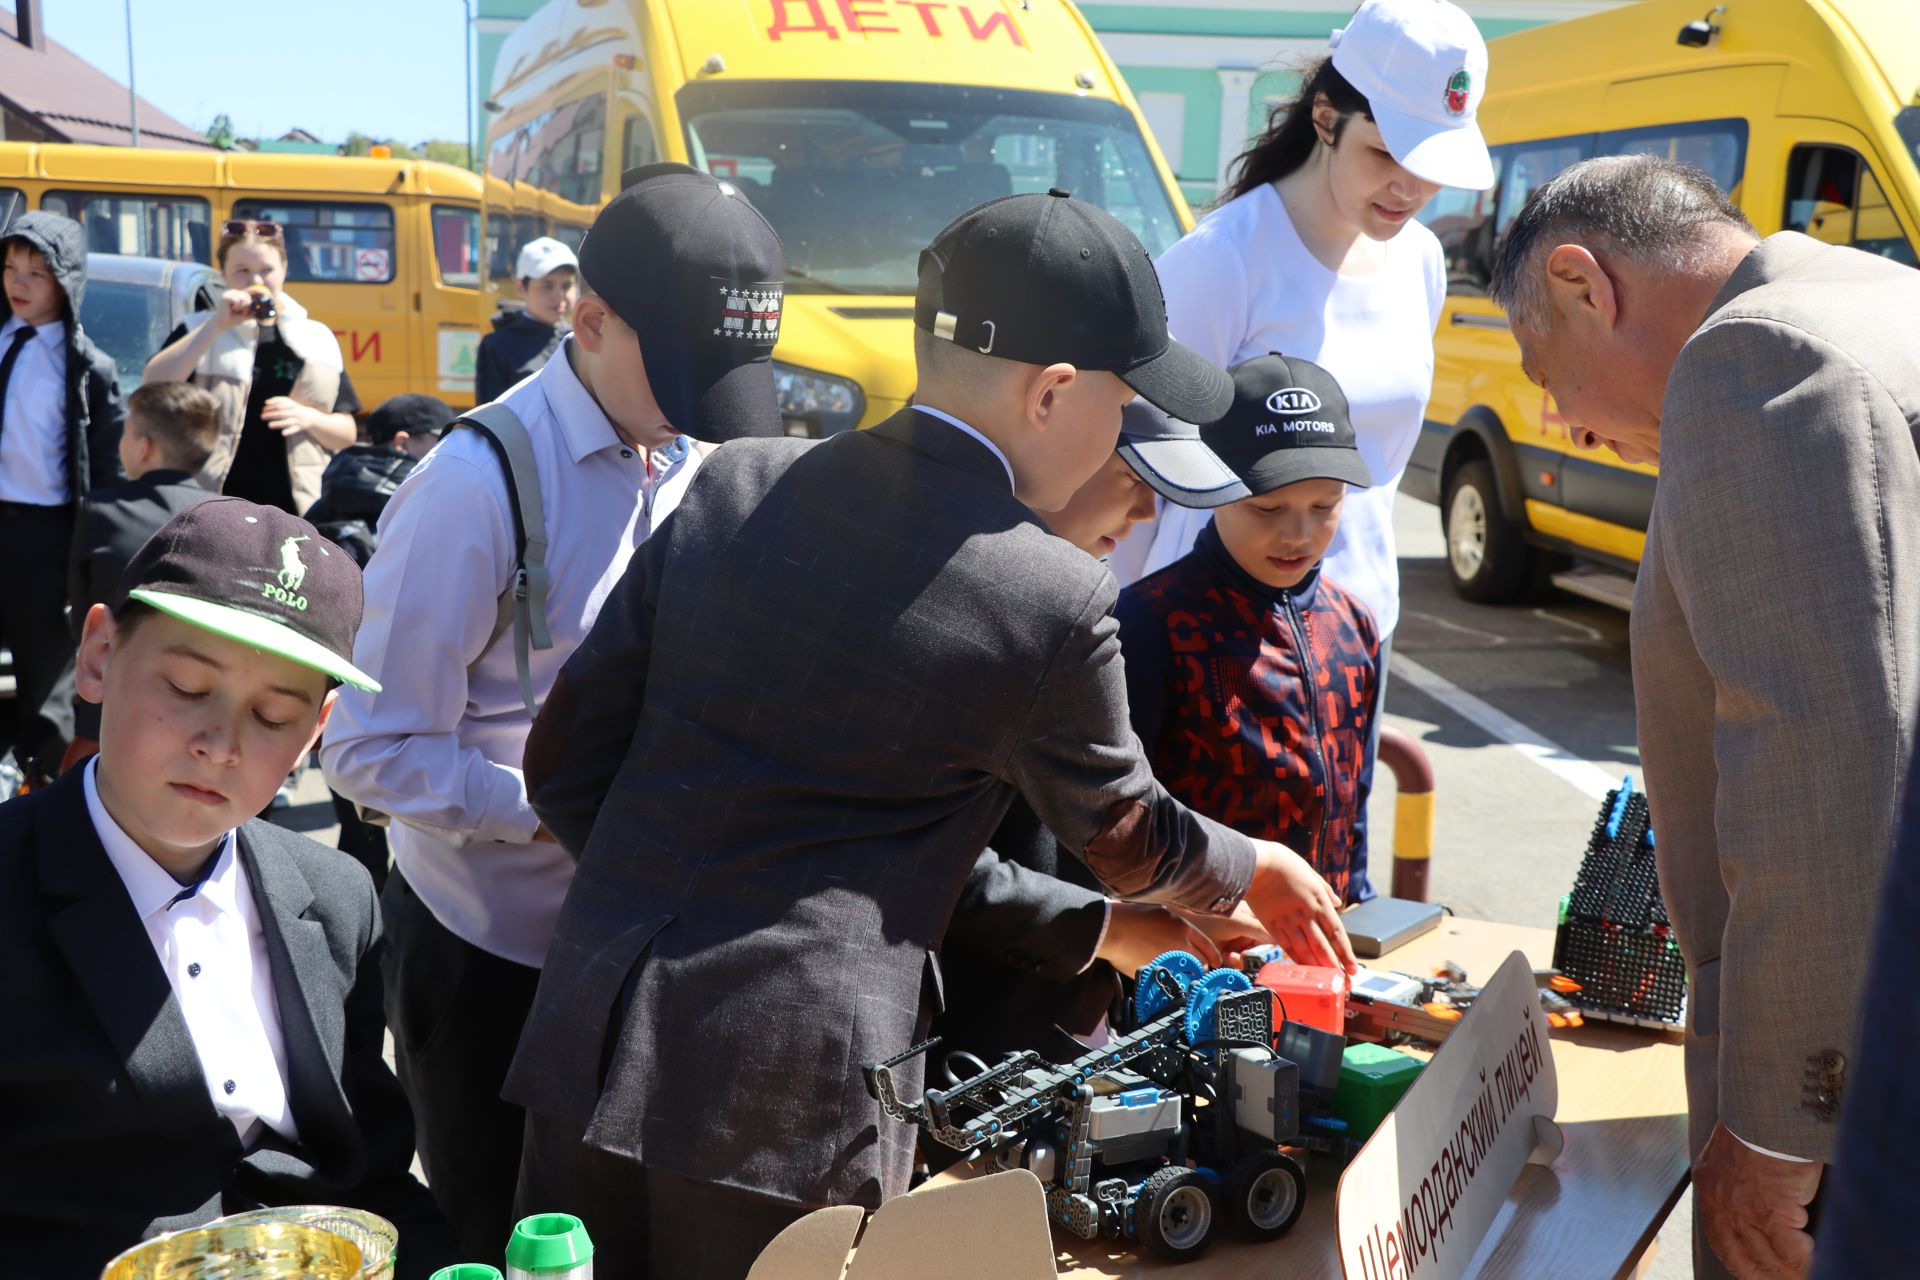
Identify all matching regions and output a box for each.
[0,210,126,785]
[474,238,577,404]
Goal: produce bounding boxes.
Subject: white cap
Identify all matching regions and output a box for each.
[515,236,579,281]
[1330,0,1494,191]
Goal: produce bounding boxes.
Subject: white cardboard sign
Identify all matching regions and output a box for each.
[1337,949,1562,1280]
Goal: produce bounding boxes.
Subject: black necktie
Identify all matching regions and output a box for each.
[0,323,37,444]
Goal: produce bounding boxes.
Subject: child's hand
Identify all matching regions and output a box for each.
[262,396,321,437]
[1243,840,1357,974]
[1097,902,1225,975]
[1174,900,1272,968]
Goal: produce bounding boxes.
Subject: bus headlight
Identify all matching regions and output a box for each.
[772,361,865,438]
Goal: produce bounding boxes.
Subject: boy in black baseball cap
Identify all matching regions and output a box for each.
[1119,353,1387,906]
[508,194,1353,1277]
[0,498,454,1278]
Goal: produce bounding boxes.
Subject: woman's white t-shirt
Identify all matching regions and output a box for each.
[1110,182,1446,638]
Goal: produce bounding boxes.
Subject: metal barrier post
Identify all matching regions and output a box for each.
[1378,726,1436,901]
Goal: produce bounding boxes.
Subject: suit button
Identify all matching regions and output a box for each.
[187,962,202,978]
[223,1079,236,1095]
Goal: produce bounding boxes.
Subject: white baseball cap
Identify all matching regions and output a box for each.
[1330,0,1495,191]
[515,236,579,281]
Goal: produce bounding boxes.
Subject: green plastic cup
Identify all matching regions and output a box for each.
[505,1213,594,1278]
[430,1268,504,1280]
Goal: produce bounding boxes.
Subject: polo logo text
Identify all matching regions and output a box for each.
[1267,387,1323,415]
[712,280,784,345]
[1445,69,1472,117]
[263,535,311,610]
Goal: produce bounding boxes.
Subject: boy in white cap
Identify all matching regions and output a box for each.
[475,236,579,403]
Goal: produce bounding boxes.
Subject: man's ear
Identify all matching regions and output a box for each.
[1543,243,1621,330]
[1025,363,1079,433]
[571,295,608,355]
[74,604,116,706]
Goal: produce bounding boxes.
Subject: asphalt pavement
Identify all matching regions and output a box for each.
[274,489,1690,1277]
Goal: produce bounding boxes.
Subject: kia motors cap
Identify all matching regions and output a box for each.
[115,498,380,691]
[1117,401,1249,508]
[577,162,785,441]
[915,189,1234,425]
[514,236,579,282]
[1330,0,1495,190]
[1201,354,1374,494]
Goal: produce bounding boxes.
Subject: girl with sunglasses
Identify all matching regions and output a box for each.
[142,220,361,514]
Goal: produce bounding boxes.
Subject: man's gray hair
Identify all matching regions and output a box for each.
[1489,154,1755,328]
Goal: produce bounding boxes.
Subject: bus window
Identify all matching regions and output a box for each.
[623,115,659,174]
[1599,119,1746,197]
[1786,146,1917,267]
[233,199,397,283]
[551,223,587,251]
[490,212,547,280]
[1494,136,1592,235]
[523,98,606,205]
[1416,152,1505,295]
[43,191,211,262]
[0,187,23,227]
[433,205,482,288]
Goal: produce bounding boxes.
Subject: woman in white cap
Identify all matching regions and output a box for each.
[1111,0,1495,900]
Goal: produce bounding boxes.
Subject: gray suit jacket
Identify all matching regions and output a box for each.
[506,410,1255,1209]
[1632,232,1920,1160]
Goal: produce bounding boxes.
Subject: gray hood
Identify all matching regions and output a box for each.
[3,210,87,315]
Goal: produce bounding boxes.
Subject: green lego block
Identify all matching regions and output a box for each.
[1334,1043,1424,1141]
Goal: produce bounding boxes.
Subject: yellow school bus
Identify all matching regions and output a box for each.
[482,0,1191,434]
[1403,0,1919,606]
[0,144,488,409]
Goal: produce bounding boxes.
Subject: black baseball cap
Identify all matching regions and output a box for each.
[367,393,454,445]
[1117,401,1249,508]
[115,498,379,691]
[1201,354,1374,494]
[577,162,785,442]
[915,190,1233,425]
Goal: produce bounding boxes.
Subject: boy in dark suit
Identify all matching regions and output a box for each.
[63,381,221,769]
[509,191,1355,1278]
[0,497,449,1279]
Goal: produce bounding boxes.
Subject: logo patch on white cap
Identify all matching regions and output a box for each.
[1444,68,1472,118]
[709,280,783,347]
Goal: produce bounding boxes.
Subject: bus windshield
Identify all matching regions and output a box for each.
[678,80,1184,295]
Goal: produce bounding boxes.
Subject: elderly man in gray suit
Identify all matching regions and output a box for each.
[1489,154,1920,1280]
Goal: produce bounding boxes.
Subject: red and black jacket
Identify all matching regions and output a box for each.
[1116,521,1381,903]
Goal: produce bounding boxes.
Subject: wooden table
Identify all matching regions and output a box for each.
[1011,917,1690,1280]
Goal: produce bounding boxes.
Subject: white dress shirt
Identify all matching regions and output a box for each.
[0,316,71,505]
[321,340,701,968]
[912,403,1015,490]
[84,759,297,1146]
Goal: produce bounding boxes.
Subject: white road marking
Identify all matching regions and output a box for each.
[1390,652,1636,802]
[1531,608,1605,643]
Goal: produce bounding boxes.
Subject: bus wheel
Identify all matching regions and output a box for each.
[1443,458,1529,604]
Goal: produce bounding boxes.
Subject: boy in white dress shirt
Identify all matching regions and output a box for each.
[0,497,450,1279]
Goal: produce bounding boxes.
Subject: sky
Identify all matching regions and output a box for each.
[38,0,473,146]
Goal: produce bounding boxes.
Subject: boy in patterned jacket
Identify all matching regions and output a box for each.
[1117,354,1381,904]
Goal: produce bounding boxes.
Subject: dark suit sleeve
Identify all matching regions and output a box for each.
[86,358,127,492]
[948,846,1107,983]
[66,501,96,637]
[527,507,672,855]
[1004,573,1254,914]
[338,873,455,1274]
[1114,584,1173,753]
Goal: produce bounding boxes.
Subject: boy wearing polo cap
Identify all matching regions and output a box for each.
[476,236,579,404]
[1119,355,1383,904]
[321,162,785,1259]
[0,498,450,1279]
[508,191,1354,1277]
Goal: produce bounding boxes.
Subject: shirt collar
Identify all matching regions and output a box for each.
[910,404,1016,491]
[84,758,240,922]
[539,336,632,465]
[1,314,67,350]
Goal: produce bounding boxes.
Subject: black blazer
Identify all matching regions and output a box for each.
[0,770,451,1279]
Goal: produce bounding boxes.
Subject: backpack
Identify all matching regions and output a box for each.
[455,402,554,721]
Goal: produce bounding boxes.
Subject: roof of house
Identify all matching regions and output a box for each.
[0,6,213,150]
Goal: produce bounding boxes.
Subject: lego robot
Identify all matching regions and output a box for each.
[866,951,1344,1262]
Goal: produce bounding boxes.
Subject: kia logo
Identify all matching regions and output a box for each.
[1267,387,1322,414]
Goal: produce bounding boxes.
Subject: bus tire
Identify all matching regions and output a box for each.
[1443,458,1529,604]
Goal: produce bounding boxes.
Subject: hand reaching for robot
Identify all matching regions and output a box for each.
[1097,903,1229,975]
[1243,840,1358,975]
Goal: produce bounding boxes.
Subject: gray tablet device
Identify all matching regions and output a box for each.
[1341,896,1444,958]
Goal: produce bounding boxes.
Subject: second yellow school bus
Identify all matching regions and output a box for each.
[0,145,489,409]
[1404,0,1918,607]
[482,0,1193,435]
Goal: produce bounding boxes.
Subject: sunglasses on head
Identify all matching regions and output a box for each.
[222,219,281,239]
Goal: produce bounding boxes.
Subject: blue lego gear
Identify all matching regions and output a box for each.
[1133,950,1207,1025]
[1183,968,1253,1046]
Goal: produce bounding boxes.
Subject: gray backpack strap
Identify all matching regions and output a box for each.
[455,402,553,720]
